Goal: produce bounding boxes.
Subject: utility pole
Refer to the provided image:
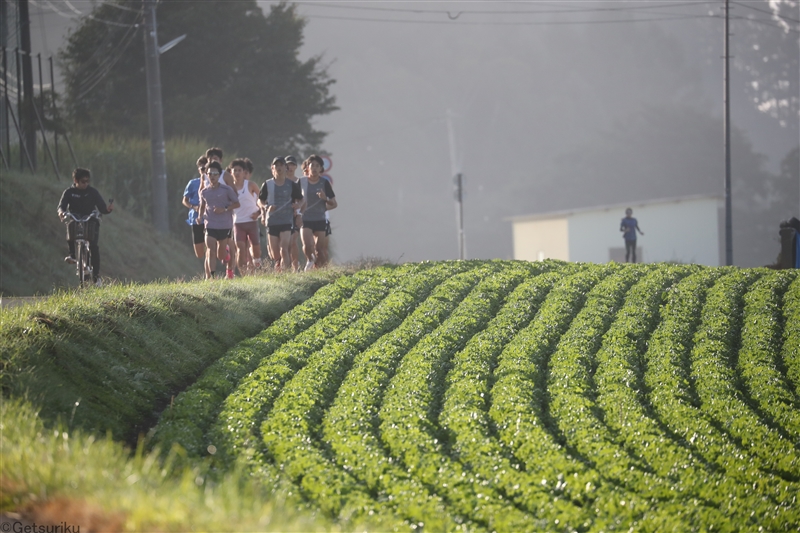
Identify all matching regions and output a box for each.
[447,110,465,259]
[143,0,169,234]
[723,0,733,266]
[18,0,36,168]
[453,172,465,259]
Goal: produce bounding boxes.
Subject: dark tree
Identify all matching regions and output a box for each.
[733,0,799,128]
[59,0,337,162]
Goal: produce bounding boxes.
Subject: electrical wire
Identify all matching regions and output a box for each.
[74,21,141,98]
[31,0,140,27]
[299,12,715,26]
[728,13,800,33]
[731,1,800,24]
[60,0,82,15]
[297,1,718,17]
[40,1,145,97]
[100,1,143,14]
[296,0,797,32]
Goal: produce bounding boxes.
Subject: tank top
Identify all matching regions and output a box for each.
[233,179,259,224]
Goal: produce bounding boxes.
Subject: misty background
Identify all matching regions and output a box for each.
[26,0,800,266]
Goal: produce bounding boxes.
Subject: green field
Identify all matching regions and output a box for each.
[2,260,799,531]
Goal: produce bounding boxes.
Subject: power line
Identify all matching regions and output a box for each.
[726,14,800,33]
[30,0,140,27]
[42,1,144,97]
[731,1,800,24]
[297,1,718,16]
[102,1,143,13]
[300,12,711,26]
[75,22,140,98]
[296,0,797,31]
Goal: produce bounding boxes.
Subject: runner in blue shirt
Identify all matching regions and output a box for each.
[182,156,207,262]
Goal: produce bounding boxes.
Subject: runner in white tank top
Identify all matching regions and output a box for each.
[231,159,262,275]
[233,179,259,223]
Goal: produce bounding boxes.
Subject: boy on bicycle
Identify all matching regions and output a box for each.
[57,168,114,286]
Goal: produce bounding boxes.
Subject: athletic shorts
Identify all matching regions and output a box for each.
[234,221,259,244]
[304,219,327,233]
[206,227,232,241]
[268,224,292,237]
[191,224,205,245]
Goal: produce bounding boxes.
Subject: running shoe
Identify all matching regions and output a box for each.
[64,256,77,264]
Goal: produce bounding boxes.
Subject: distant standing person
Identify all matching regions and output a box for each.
[199,161,240,279]
[182,156,208,263]
[620,207,644,263]
[57,168,114,286]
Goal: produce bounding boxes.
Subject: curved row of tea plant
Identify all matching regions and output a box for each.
[260,261,481,528]
[690,270,800,478]
[321,263,549,530]
[146,261,800,532]
[206,262,443,472]
[437,269,571,523]
[780,274,800,399]
[738,272,800,441]
[376,263,543,531]
[642,269,799,530]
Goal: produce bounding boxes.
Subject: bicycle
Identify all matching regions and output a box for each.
[63,200,112,286]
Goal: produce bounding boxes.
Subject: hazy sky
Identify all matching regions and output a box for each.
[23,0,800,264]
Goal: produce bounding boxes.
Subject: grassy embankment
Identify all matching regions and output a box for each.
[1,268,347,531]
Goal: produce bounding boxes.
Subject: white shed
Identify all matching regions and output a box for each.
[509,194,724,266]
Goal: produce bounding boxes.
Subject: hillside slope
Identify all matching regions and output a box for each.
[2,260,799,532]
[0,169,203,296]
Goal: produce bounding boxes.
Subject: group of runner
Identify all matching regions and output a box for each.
[182,147,337,279]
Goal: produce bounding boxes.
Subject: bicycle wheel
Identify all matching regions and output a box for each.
[78,243,90,286]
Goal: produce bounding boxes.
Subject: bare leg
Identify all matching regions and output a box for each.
[314,231,329,267]
[217,239,230,262]
[204,235,218,279]
[279,231,292,272]
[249,239,262,272]
[301,227,316,268]
[290,231,300,272]
[268,233,282,272]
[236,240,249,276]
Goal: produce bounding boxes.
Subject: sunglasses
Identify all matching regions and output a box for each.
[208,171,221,176]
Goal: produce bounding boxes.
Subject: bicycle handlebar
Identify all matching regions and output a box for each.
[62,209,101,224]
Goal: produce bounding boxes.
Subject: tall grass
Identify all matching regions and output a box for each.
[1,399,333,532]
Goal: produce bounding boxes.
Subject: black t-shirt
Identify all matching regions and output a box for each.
[57,185,111,218]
